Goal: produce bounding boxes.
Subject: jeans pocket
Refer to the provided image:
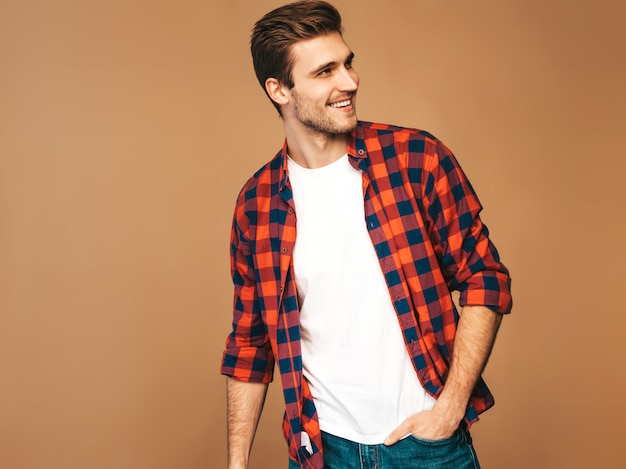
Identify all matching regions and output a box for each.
[407,428,462,446]
[390,430,479,468]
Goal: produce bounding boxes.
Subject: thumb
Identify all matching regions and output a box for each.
[383,421,409,446]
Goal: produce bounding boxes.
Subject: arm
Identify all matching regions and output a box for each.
[385,305,502,444]
[384,138,510,444]
[227,377,269,469]
[223,202,275,467]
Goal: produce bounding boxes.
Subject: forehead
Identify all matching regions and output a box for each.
[289,32,352,74]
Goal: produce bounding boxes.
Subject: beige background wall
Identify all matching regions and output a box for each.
[1,0,625,468]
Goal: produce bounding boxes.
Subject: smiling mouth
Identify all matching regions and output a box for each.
[329,99,352,109]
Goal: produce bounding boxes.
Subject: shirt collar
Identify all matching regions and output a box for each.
[349,122,368,160]
[279,122,369,188]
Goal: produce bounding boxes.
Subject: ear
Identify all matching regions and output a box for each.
[265,78,290,107]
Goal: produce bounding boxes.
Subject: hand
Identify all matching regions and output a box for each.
[383,406,462,446]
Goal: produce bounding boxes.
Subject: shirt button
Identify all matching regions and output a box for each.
[288,207,294,214]
[358,149,365,155]
[281,247,288,254]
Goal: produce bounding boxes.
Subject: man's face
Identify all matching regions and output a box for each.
[284,32,359,136]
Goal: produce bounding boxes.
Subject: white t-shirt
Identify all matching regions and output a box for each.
[288,154,436,445]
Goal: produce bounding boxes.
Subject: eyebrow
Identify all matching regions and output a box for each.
[311,52,355,75]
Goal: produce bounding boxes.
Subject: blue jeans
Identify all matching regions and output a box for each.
[289,429,480,469]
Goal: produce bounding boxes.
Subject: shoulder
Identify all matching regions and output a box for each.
[358,121,438,141]
[357,121,443,155]
[235,150,284,206]
[357,121,453,171]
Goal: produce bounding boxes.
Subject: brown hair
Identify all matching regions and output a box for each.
[251,1,343,113]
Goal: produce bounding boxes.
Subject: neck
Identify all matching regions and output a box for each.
[283,121,351,169]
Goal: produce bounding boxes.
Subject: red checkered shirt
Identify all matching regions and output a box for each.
[221,121,512,468]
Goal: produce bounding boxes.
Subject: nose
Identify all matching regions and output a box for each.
[338,65,359,92]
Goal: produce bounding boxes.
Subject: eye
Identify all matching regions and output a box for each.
[318,68,332,76]
[345,53,355,69]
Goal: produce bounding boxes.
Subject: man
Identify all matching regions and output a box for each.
[220,2,512,468]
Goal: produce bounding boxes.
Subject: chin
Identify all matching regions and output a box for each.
[339,117,358,133]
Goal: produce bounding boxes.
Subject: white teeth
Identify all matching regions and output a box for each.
[330,100,351,108]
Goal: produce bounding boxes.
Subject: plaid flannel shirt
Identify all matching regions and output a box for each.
[221,121,512,469]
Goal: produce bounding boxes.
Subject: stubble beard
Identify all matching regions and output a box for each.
[292,90,358,138]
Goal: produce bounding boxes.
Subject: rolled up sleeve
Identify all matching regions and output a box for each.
[424,140,512,314]
[220,208,275,383]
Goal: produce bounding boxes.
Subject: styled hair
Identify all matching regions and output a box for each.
[251,1,343,113]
